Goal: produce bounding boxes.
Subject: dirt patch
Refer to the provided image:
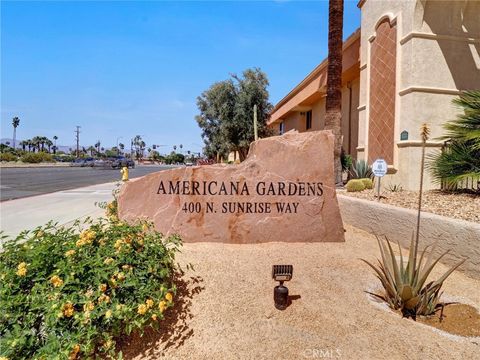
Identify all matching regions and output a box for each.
[418,304,480,337]
[339,189,480,223]
[118,225,480,359]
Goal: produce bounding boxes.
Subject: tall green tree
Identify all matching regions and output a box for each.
[324,0,344,184]
[196,68,273,162]
[53,135,58,154]
[31,136,41,152]
[132,135,145,160]
[12,117,20,149]
[196,79,236,161]
[428,90,480,187]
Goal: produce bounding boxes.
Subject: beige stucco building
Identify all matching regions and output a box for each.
[268,0,480,190]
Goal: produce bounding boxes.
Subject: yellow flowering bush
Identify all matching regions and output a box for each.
[0,217,180,359]
[50,275,64,287]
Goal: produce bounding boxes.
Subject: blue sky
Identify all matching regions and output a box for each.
[1,1,360,154]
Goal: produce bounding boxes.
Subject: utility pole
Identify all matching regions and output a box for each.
[75,126,81,158]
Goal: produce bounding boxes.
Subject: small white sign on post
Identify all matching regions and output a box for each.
[372,158,387,199]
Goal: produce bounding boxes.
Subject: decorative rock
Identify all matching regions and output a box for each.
[118,131,345,243]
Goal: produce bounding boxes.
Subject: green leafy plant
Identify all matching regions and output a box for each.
[362,235,465,317]
[0,153,18,162]
[388,183,403,192]
[341,150,353,172]
[350,159,373,179]
[360,178,373,189]
[428,90,480,188]
[20,152,54,164]
[0,215,181,359]
[346,179,365,192]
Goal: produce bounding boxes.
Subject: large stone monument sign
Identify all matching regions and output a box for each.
[118,131,345,243]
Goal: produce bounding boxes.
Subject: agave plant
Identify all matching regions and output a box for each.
[362,234,465,318]
[350,159,373,179]
[364,123,466,318]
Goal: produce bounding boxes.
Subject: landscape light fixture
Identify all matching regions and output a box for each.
[272,265,293,310]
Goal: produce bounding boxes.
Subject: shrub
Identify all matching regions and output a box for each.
[0,153,18,162]
[388,183,403,192]
[346,179,365,192]
[0,217,181,359]
[362,235,465,318]
[341,151,353,172]
[21,152,54,163]
[350,159,373,179]
[360,178,373,189]
[428,90,480,187]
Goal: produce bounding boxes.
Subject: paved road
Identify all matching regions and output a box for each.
[0,165,174,201]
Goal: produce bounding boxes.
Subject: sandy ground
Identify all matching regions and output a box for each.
[119,225,480,360]
[339,189,480,223]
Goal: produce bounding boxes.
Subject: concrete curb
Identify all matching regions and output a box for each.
[338,194,480,279]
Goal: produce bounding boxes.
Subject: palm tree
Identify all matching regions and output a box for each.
[38,136,47,152]
[324,0,344,185]
[179,144,183,153]
[32,136,41,153]
[53,135,58,154]
[119,142,124,155]
[12,117,20,149]
[428,90,480,187]
[46,139,53,153]
[25,139,32,152]
[20,141,26,152]
[139,141,146,160]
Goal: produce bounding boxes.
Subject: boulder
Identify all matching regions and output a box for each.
[118,131,345,243]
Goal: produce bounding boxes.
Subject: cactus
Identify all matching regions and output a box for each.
[346,179,366,192]
[360,178,373,189]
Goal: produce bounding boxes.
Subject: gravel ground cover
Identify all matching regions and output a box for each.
[338,189,479,223]
[119,225,480,360]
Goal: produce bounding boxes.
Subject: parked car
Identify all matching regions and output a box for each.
[83,157,95,167]
[70,157,102,167]
[70,159,85,167]
[110,156,135,169]
[93,159,111,168]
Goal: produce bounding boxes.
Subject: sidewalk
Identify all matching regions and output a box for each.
[0,182,116,240]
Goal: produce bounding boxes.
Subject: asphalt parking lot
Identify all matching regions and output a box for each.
[0,165,173,201]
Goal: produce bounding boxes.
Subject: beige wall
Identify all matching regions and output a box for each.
[278,78,360,158]
[338,195,480,279]
[358,0,480,190]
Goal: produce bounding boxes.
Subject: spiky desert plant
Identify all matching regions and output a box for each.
[428,90,480,187]
[346,179,365,192]
[350,159,373,179]
[363,123,466,318]
[415,124,430,248]
[360,178,373,189]
[362,235,465,317]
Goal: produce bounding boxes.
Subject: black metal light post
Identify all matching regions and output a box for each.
[272,265,293,310]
